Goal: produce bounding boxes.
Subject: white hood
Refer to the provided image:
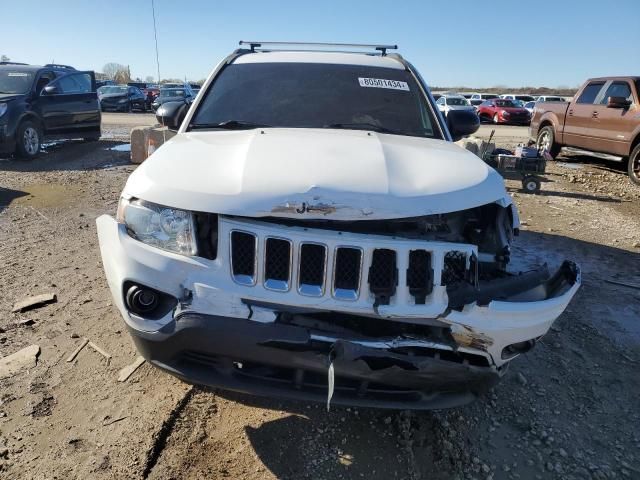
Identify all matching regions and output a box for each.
[124,128,508,220]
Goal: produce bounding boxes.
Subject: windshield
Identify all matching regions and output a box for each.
[484,94,499,99]
[160,89,185,98]
[495,99,518,108]
[515,95,535,101]
[190,62,439,138]
[542,96,563,102]
[0,70,34,94]
[447,97,469,106]
[101,86,127,94]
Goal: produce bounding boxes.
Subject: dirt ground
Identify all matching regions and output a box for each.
[1,125,639,480]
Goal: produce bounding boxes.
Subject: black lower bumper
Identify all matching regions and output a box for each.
[129,313,502,410]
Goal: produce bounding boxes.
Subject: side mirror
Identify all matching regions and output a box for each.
[156,101,188,130]
[447,109,480,141]
[43,84,59,95]
[607,96,631,109]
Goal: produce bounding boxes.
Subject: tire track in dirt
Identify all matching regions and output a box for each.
[142,386,196,478]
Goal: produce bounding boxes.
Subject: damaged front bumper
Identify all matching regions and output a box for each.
[97,214,580,409]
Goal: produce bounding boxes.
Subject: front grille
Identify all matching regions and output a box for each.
[264,238,292,291]
[230,231,256,285]
[224,218,477,311]
[333,247,363,300]
[442,251,467,286]
[407,250,433,304]
[298,243,327,296]
[368,249,397,305]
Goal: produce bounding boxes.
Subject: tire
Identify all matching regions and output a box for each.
[522,176,541,193]
[536,125,561,158]
[15,120,42,159]
[126,102,132,113]
[628,144,640,186]
[141,101,147,113]
[493,113,500,124]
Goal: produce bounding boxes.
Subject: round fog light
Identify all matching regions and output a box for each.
[126,285,160,315]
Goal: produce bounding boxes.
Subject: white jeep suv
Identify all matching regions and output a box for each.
[97,42,580,410]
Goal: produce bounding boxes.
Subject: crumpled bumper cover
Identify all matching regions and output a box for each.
[97,214,581,409]
[130,313,501,410]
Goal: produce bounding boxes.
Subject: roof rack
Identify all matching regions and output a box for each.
[0,61,28,66]
[44,63,76,70]
[238,41,398,56]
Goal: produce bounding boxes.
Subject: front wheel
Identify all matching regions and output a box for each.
[16,120,41,159]
[536,125,561,158]
[628,144,640,186]
[493,113,500,124]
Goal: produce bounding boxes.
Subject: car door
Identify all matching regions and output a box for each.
[562,81,606,149]
[39,71,99,137]
[589,80,637,156]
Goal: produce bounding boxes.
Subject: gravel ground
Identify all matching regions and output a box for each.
[1,126,639,479]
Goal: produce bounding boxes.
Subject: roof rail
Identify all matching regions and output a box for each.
[44,63,76,70]
[0,61,29,66]
[238,41,398,56]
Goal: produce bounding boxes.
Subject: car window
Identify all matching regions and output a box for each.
[436,97,445,105]
[35,71,55,94]
[0,69,34,94]
[191,62,440,139]
[600,82,632,104]
[447,97,469,106]
[56,73,92,94]
[576,82,605,104]
[495,99,517,107]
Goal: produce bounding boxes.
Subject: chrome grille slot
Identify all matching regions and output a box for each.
[442,251,467,286]
[298,243,327,296]
[368,249,397,305]
[333,247,363,300]
[264,238,292,291]
[230,231,257,285]
[407,250,433,304]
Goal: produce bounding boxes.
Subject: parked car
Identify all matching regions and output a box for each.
[96,79,115,89]
[499,94,536,102]
[477,98,531,125]
[96,42,579,410]
[99,85,147,112]
[523,101,536,115]
[535,95,565,103]
[470,93,499,102]
[151,87,194,112]
[0,62,100,158]
[436,94,476,117]
[530,76,640,185]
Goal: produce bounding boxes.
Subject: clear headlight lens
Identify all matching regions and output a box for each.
[117,198,197,255]
[0,103,7,118]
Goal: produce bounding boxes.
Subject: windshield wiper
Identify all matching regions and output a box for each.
[324,122,401,135]
[189,120,271,130]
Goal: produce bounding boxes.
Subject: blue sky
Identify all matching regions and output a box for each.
[1,0,638,88]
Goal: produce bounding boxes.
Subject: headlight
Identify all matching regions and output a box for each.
[118,98,128,103]
[501,110,510,117]
[117,198,197,255]
[0,103,7,118]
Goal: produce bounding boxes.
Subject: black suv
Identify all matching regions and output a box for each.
[0,62,101,158]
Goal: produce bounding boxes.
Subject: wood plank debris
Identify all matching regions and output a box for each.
[12,293,57,313]
[66,338,89,363]
[118,356,146,382]
[0,345,40,380]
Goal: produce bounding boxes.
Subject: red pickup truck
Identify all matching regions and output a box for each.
[530,77,640,185]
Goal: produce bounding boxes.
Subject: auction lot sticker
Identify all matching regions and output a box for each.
[358,77,409,91]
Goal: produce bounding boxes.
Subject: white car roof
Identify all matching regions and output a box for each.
[233,51,405,69]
